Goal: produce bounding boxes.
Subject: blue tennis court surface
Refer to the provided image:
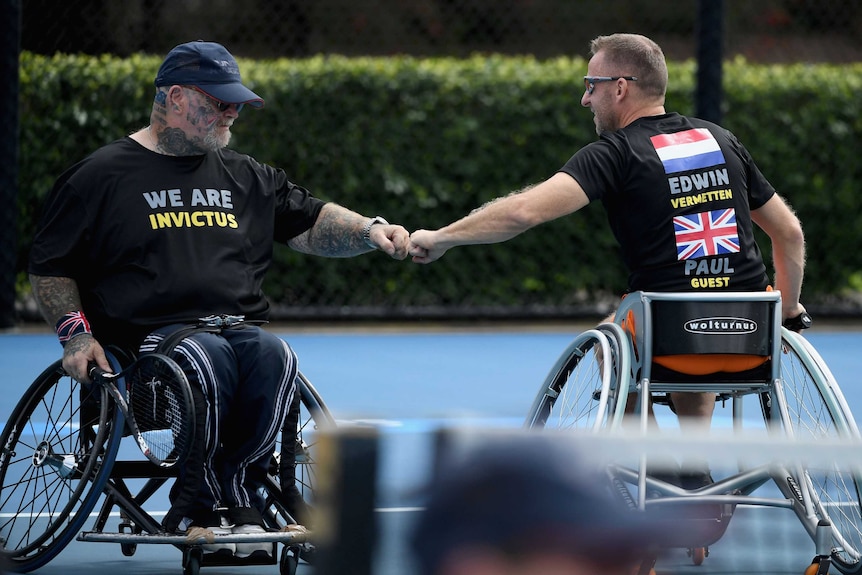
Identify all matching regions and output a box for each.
[2,325,861,574]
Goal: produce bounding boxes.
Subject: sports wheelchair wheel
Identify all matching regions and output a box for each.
[71,368,331,571]
[0,358,124,572]
[260,371,334,567]
[777,330,862,574]
[525,324,630,431]
[271,371,335,526]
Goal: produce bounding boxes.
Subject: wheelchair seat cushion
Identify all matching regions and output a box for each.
[653,353,769,376]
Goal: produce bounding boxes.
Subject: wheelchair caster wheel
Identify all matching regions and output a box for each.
[121,542,138,557]
[805,556,832,575]
[280,545,300,575]
[299,542,318,565]
[688,546,708,566]
[119,520,138,556]
[183,548,202,575]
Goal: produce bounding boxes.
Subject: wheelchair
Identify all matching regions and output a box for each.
[525,291,862,574]
[0,345,335,575]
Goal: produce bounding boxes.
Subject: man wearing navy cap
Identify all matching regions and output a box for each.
[29,41,409,559]
[154,41,266,110]
[411,436,674,575]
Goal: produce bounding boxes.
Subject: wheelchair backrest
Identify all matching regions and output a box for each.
[651,299,773,356]
[615,291,783,382]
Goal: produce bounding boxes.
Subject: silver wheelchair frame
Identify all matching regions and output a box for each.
[0,349,335,575]
[526,291,862,574]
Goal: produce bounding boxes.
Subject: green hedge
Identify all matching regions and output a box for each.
[16,52,862,317]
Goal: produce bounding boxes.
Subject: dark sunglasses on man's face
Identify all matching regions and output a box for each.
[186,85,244,113]
[583,76,638,95]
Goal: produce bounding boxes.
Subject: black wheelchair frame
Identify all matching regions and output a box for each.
[0,350,334,575]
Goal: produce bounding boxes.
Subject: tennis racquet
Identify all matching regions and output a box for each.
[89,353,195,467]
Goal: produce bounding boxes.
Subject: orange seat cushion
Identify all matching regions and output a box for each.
[653,353,769,376]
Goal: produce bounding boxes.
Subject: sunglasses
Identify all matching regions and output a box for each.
[185,85,244,113]
[583,76,638,95]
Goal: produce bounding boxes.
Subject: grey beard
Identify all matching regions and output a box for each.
[204,126,231,151]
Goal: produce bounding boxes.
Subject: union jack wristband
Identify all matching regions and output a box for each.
[55,311,92,347]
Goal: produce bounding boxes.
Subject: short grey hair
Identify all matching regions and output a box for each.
[589,33,668,100]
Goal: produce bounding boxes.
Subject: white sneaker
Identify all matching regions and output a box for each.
[233,523,272,559]
[186,524,235,555]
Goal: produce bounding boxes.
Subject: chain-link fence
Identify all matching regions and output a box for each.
[2,0,21,328]
[21,0,862,62]
[7,0,862,325]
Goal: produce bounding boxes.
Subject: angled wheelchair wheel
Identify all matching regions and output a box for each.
[294,372,336,510]
[525,325,628,431]
[778,330,857,437]
[262,371,334,566]
[267,371,335,524]
[273,371,336,525]
[778,330,862,574]
[0,359,124,572]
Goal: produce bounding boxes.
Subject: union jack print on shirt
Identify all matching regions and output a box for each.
[673,208,740,260]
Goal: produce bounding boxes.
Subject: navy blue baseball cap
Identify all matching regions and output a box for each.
[155,41,264,109]
[410,436,693,575]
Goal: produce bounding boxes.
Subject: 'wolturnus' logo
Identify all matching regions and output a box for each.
[684,317,757,335]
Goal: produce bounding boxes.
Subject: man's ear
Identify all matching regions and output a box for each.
[167,85,185,113]
[615,79,630,101]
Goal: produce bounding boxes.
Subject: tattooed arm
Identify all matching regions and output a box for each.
[29,274,111,381]
[287,203,410,260]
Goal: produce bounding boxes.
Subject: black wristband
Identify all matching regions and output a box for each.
[782,312,812,331]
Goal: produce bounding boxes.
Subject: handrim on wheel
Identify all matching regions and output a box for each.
[0,358,124,572]
[780,331,862,575]
[524,326,624,432]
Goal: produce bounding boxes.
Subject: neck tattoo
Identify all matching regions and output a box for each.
[148,125,159,152]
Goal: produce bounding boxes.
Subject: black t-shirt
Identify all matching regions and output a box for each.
[29,137,326,349]
[560,113,773,293]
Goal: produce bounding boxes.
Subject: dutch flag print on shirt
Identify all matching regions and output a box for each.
[651,128,726,174]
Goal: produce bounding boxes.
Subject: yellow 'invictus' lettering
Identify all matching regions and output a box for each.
[147,210,239,230]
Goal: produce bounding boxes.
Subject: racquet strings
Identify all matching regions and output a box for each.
[127,355,192,465]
